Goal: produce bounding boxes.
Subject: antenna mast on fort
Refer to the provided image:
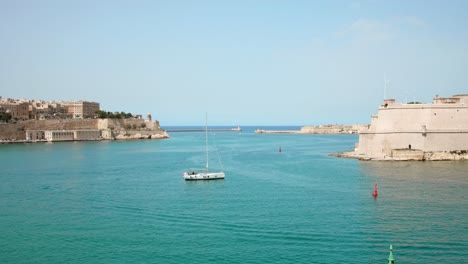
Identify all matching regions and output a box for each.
[384,73,390,99]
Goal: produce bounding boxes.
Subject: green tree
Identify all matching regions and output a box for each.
[0,112,12,122]
[97,110,135,119]
[95,110,108,119]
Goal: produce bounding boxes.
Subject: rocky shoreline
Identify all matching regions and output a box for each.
[113,130,169,140]
[332,149,468,161]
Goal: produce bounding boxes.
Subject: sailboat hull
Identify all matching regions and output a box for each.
[183,172,225,181]
[182,114,225,181]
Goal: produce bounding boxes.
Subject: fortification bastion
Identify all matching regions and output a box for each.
[335,94,468,161]
[0,118,169,142]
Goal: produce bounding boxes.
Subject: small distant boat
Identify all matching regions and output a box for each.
[231,126,242,131]
[183,170,225,181]
[183,114,225,181]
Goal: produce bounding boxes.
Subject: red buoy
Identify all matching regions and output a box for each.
[372,183,378,197]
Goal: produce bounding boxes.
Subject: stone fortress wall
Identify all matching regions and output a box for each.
[350,94,468,160]
[0,118,168,141]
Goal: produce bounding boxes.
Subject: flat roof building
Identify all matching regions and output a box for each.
[61,101,100,118]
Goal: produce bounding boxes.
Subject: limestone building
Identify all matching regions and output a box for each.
[0,100,29,120]
[26,130,46,141]
[31,129,102,142]
[0,98,97,120]
[61,101,100,118]
[354,94,468,159]
[29,101,66,119]
[44,130,75,141]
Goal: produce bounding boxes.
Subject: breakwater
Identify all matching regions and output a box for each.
[255,124,367,134]
[167,128,241,132]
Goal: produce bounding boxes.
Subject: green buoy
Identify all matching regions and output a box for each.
[388,245,395,264]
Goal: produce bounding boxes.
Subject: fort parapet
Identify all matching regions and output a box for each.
[336,94,468,161]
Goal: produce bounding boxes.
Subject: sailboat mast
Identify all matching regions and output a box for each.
[205,112,209,172]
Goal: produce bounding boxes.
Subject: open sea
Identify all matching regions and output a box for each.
[1,126,467,263]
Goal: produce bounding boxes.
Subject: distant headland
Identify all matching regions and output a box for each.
[255,124,367,134]
[0,97,169,143]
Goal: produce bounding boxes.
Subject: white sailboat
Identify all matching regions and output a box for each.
[183,114,225,181]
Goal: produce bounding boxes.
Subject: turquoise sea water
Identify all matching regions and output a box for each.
[1,126,467,263]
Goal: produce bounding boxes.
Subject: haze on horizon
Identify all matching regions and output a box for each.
[1,0,467,126]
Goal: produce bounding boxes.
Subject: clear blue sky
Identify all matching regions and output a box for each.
[1,0,467,125]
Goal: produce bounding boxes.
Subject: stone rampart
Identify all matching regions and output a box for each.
[339,94,468,161]
[0,119,167,141]
[0,119,97,140]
